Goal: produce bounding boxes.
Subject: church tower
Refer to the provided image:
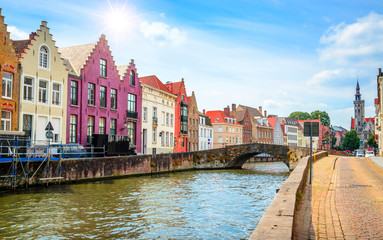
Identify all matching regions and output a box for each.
[353,80,365,133]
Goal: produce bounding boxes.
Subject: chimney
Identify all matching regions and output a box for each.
[41,21,47,27]
[232,103,236,118]
[203,109,206,114]
[258,106,262,115]
[181,78,184,82]
[224,105,230,116]
[264,110,267,118]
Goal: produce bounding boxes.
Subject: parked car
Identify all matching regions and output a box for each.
[365,150,374,157]
[355,149,365,157]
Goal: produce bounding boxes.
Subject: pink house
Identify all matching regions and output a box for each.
[59,35,142,153]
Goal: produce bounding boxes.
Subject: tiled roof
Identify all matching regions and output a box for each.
[205,110,241,125]
[268,117,277,128]
[12,32,37,57]
[375,98,380,105]
[236,105,262,121]
[365,117,375,125]
[165,81,183,95]
[140,75,174,95]
[199,112,213,126]
[58,42,97,76]
[186,96,192,104]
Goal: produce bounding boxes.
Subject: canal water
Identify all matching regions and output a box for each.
[0,162,289,240]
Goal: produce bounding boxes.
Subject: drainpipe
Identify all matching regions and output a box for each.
[18,63,22,132]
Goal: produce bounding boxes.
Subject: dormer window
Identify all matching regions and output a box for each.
[100,59,107,77]
[130,70,135,86]
[39,46,49,69]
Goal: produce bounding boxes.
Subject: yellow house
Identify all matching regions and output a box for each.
[13,21,68,143]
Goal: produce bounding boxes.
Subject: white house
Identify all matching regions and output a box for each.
[281,117,298,146]
[267,116,284,145]
[199,112,213,150]
[140,75,177,154]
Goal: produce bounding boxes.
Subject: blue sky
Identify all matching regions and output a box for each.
[2,0,383,129]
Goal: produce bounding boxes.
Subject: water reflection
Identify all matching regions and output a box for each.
[0,162,288,239]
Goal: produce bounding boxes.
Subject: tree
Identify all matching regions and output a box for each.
[288,111,311,120]
[342,130,360,151]
[310,110,330,126]
[367,133,378,149]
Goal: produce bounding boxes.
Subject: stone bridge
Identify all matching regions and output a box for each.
[192,143,310,169]
[0,143,310,190]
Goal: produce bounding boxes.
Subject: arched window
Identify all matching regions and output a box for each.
[39,46,49,69]
[130,70,135,86]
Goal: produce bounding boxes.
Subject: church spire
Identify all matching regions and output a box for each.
[355,79,361,101]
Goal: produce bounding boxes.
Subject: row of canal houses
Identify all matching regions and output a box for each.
[0,10,332,154]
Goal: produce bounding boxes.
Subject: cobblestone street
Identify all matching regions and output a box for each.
[310,156,383,239]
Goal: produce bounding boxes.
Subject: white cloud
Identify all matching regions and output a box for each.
[7,26,29,40]
[139,21,186,46]
[319,12,383,65]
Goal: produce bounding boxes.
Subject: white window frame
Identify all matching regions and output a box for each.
[23,75,35,103]
[51,81,62,106]
[51,116,62,142]
[1,110,12,131]
[143,107,147,122]
[38,79,49,105]
[38,44,50,70]
[2,72,13,99]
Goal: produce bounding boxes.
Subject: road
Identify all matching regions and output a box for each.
[310,156,383,239]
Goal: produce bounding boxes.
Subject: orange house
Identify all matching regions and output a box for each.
[0,9,20,132]
[165,79,188,152]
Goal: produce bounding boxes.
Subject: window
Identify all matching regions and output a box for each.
[2,72,13,98]
[170,133,173,147]
[127,122,136,145]
[39,46,49,69]
[153,127,157,143]
[166,113,169,126]
[52,83,61,105]
[69,115,77,143]
[218,137,222,143]
[111,89,117,109]
[127,94,136,112]
[161,131,165,146]
[99,117,106,134]
[23,114,33,139]
[143,107,148,121]
[1,111,11,131]
[130,70,135,86]
[171,114,174,126]
[87,116,94,145]
[166,132,169,147]
[162,112,165,125]
[23,77,33,101]
[70,81,78,105]
[100,59,107,77]
[110,119,116,135]
[88,83,95,106]
[100,86,106,108]
[38,80,48,103]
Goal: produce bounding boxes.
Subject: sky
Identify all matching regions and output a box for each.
[2,0,383,129]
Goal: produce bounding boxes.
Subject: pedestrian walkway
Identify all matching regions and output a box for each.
[294,155,383,239]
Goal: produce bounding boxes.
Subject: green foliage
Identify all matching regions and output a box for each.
[367,133,378,149]
[288,111,311,120]
[342,130,360,151]
[331,136,337,149]
[310,110,330,126]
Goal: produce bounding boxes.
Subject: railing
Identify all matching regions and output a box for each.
[127,110,138,119]
[153,117,158,125]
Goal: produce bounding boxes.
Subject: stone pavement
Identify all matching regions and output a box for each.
[294,156,383,239]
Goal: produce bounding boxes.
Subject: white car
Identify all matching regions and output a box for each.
[365,150,374,157]
[355,150,365,157]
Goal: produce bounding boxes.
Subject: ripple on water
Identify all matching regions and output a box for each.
[0,162,288,240]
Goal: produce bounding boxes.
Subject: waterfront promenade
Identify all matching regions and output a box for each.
[295,156,383,239]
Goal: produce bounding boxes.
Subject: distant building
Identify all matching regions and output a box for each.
[199,111,213,150]
[267,116,283,145]
[186,92,199,151]
[235,105,273,144]
[351,81,374,148]
[280,118,298,146]
[206,106,242,148]
[332,126,348,147]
